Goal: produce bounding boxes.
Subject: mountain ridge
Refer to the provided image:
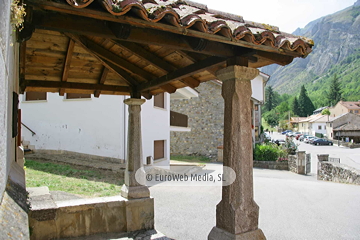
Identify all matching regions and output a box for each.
[262,1,360,106]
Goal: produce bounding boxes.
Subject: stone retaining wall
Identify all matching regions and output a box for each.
[28,187,154,239]
[253,161,288,170]
[318,162,360,185]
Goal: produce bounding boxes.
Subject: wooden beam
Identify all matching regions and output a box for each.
[27,0,305,58]
[19,41,27,92]
[255,51,294,66]
[116,41,177,73]
[60,38,75,96]
[116,41,201,89]
[65,33,139,87]
[94,67,109,98]
[138,56,226,92]
[24,80,130,93]
[80,37,154,81]
[30,11,240,58]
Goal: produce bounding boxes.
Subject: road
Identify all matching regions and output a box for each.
[270,132,360,173]
[150,163,360,240]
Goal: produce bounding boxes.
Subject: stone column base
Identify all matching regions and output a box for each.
[121,185,150,199]
[208,227,266,240]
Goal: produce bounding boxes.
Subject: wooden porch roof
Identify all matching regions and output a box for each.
[20,0,314,98]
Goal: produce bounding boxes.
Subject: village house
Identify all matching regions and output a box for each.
[170,73,269,158]
[330,101,360,116]
[298,114,334,136]
[21,87,197,168]
[326,112,360,143]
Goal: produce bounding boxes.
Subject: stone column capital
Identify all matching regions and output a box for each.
[124,98,146,106]
[216,65,259,82]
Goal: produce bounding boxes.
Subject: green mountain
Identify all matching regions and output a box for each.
[262,1,360,107]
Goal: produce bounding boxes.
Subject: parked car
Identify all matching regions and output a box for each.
[281,130,291,135]
[295,134,303,140]
[264,132,271,140]
[312,139,333,146]
[271,139,285,146]
[286,132,294,137]
[304,136,316,143]
[299,135,309,141]
[309,137,319,144]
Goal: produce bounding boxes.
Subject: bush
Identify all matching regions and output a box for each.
[254,143,286,161]
[284,137,299,155]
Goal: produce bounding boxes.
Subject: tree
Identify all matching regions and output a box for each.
[291,97,300,116]
[321,108,331,121]
[327,74,342,106]
[263,110,279,127]
[265,86,275,111]
[298,85,315,117]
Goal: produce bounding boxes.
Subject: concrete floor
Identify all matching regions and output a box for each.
[151,162,360,239]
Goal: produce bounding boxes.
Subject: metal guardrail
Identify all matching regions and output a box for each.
[329,157,340,163]
[21,122,36,136]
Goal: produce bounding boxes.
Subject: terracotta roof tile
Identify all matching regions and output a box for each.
[64,0,313,56]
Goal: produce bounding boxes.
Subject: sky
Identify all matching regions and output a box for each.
[193,0,356,33]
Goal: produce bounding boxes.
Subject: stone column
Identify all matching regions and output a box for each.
[121,98,150,199]
[208,66,266,240]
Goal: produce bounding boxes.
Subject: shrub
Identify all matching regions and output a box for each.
[284,137,299,155]
[254,143,286,161]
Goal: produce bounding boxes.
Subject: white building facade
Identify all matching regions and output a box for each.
[20,92,174,167]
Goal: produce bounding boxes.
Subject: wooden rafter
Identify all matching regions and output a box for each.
[94,67,109,98]
[24,80,130,93]
[65,33,139,88]
[116,41,201,89]
[59,38,75,96]
[80,37,154,81]
[66,34,178,95]
[138,56,226,92]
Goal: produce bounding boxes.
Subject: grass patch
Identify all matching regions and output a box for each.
[170,155,212,163]
[25,159,123,197]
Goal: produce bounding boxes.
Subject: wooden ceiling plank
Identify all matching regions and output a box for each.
[115,41,177,73]
[138,56,226,92]
[24,80,130,93]
[60,38,75,96]
[80,37,155,81]
[65,33,139,88]
[116,41,201,89]
[94,67,109,98]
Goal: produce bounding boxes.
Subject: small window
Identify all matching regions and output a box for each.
[254,105,259,111]
[318,125,322,130]
[330,123,332,127]
[355,110,359,113]
[154,140,165,160]
[66,93,91,99]
[170,111,188,127]
[154,93,165,108]
[25,91,47,101]
[350,110,353,113]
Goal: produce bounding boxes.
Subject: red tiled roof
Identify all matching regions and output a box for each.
[65,0,313,56]
[339,101,360,110]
